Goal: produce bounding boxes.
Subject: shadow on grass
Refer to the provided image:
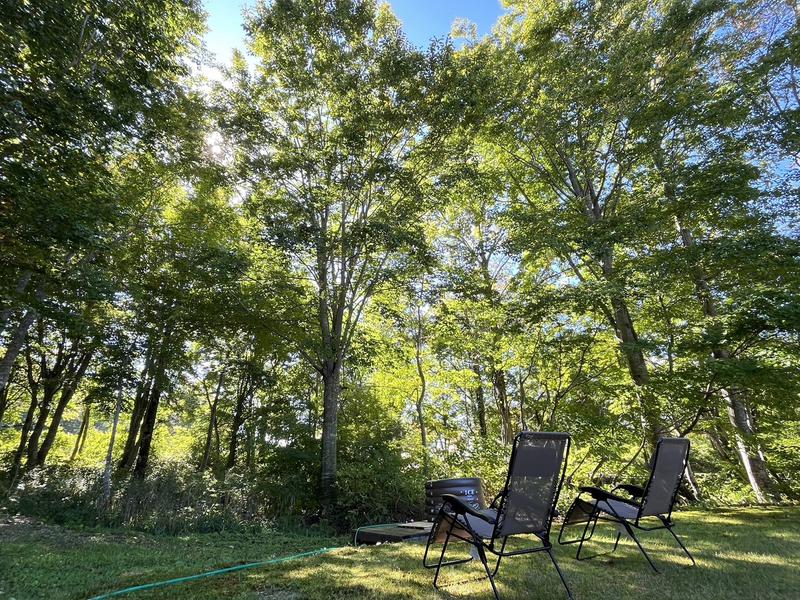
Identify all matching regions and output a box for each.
[234,509,800,600]
[3,508,799,599]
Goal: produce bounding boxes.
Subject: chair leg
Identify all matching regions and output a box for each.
[432,522,454,588]
[623,522,660,573]
[574,517,623,561]
[422,518,439,568]
[476,544,501,600]
[491,537,508,577]
[588,514,600,539]
[665,524,696,566]
[559,497,598,546]
[423,516,472,570]
[575,513,598,560]
[547,548,575,600]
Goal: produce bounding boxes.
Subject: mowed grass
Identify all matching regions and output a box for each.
[1,507,799,600]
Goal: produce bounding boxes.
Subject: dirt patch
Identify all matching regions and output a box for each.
[0,513,53,542]
[0,512,156,548]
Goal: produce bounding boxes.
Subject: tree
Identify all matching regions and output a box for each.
[221,0,435,502]
[0,0,205,405]
[114,178,251,479]
[433,158,520,444]
[478,0,729,450]
[642,28,782,498]
[8,315,95,483]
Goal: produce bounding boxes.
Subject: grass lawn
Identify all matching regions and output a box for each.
[1,507,798,599]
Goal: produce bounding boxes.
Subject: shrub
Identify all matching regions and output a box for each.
[6,463,273,534]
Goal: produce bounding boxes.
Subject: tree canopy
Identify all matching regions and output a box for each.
[0,0,798,529]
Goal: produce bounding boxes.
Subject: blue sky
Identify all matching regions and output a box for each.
[202,0,505,63]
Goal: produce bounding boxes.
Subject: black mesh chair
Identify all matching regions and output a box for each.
[558,437,696,572]
[423,432,573,600]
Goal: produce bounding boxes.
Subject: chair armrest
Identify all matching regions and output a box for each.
[612,483,645,498]
[579,486,613,500]
[441,494,496,523]
[579,486,638,506]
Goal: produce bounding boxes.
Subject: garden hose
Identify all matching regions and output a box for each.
[87,522,408,599]
[86,547,338,599]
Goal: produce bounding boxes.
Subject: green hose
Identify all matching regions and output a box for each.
[86,547,338,599]
[87,521,412,599]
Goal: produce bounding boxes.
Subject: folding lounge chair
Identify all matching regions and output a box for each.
[423,432,573,600]
[558,437,696,572]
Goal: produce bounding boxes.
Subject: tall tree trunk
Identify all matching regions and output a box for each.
[518,373,528,430]
[245,413,256,476]
[8,394,37,486]
[320,359,341,503]
[118,403,146,470]
[132,331,171,480]
[415,392,428,475]
[102,382,123,508]
[559,154,661,445]
[472,363,487,437]
[575,225,660,448]
[492,367,513,444]
[26,379,59,467]
[566,153,661,449]
[610,298,649,385]
[70,403,91,461]
[659,149,777,499]
[723,387,775,503]
[599,247,659,445]
[608,294,661,448]
[414,333,429,477]
[118,342,157,471]
[132,383,162,480]
[8,345,39,485]
[34,351,93,468]
[0,362,15,424]
[78,414,90,455]
[706,426,732,462]
[199,371,224,472]
[0,308,37,402]
[0,271,32,335]
[226,370,250,472]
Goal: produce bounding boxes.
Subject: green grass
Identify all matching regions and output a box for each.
[2,508,799,599]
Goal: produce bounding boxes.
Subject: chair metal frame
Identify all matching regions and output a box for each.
[423,432,573,600]
[558,437,696,573]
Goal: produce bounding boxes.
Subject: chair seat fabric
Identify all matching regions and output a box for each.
[458,508,498,538]
[595,498,640,520]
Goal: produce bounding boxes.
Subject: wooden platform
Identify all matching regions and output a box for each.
[354,521,433,544]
